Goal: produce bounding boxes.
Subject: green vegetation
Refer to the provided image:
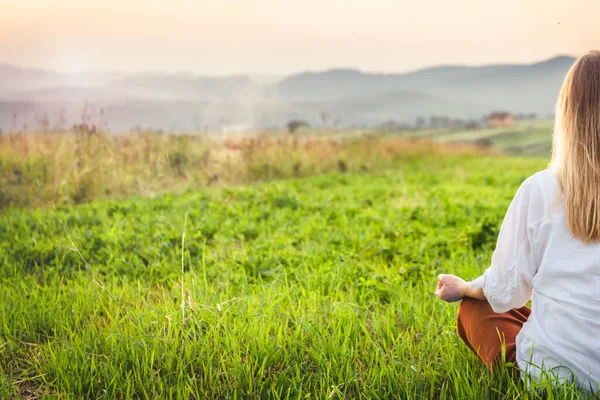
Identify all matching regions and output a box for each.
[0,131,479,211]
[0,121,553,211]
[398,120,554,157]
[290,121,554,157]
[436,121,554,157]
[5,153,592,399]
[2,125,587,398]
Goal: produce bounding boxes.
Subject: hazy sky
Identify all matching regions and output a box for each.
[0,0,598,75]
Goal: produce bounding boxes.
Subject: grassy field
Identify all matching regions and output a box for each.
[0,121,551,211]
[403,121,554,157]
[289,120,554,157]
[2,127,589,399]
[5,152,593,399]
[0,131,482,211]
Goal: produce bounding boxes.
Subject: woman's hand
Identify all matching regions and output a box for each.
[435,274,469,302]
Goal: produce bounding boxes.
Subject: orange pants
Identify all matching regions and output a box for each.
[457,298,531,369]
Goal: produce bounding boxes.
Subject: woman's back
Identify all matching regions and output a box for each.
[520,168,600,389]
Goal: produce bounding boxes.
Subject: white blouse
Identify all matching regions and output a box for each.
[471,167,600,392]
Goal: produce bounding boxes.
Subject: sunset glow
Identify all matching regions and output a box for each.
[0,0,598,74]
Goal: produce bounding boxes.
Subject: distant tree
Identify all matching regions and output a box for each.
[380,120,411,130]
[451,118,466,128]
[514,113,538,121]
[287,120,309,134]
[429,116,437,129]
[415,117,426,129]
[465,121,481,130]
[429,116,451,129]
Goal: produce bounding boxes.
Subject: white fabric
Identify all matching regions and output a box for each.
[470,167,600,391]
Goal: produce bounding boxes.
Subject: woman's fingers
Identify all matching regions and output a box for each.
[435,281,446,299]
[435,277,443,297]
[435,274,466,302]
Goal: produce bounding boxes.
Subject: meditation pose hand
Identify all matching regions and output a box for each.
[435,274,467,302]
[435,274,484,302]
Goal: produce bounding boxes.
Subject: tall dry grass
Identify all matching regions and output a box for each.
[0,130,489,210]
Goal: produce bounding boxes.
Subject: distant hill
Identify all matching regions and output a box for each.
[318,91,487,125]
[0,64,124,94]
[0,56,575,132]
[0,64,64,93]
[107,74,265,102]
[275,56,575,113]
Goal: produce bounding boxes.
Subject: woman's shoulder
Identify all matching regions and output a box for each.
[530,168,556,186]
[520,168,561,216]
[512,168,558,208]
[521,168,557,193]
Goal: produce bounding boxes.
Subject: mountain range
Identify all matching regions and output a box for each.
[0,56,575,133]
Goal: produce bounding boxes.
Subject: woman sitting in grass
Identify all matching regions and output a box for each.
[435,50,600,392]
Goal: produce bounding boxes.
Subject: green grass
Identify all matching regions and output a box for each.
[369,121,554,157]
[261,121,555,158]
[0,132,475,210]
[433,121,554,157]
[1,154,590,399]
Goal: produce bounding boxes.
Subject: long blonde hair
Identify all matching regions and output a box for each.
[552,50,600,242]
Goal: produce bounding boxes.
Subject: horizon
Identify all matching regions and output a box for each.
[0,53,577,78]
[1,0,597,75]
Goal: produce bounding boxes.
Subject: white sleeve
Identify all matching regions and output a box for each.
[470,177,540,313]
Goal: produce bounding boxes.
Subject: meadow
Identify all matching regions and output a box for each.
[0,130,483,211]
[2,127,589,399]
[396,120,554,157]
[0,121,552,211]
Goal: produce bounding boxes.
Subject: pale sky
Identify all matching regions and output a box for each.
[0,0,598,75]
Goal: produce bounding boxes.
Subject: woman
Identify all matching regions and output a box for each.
[435,50,600,392]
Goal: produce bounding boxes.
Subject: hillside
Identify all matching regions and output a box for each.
[0,64,123,94]
[276,56,575,113]
[405,120,555,157]
[0,56,575,132]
